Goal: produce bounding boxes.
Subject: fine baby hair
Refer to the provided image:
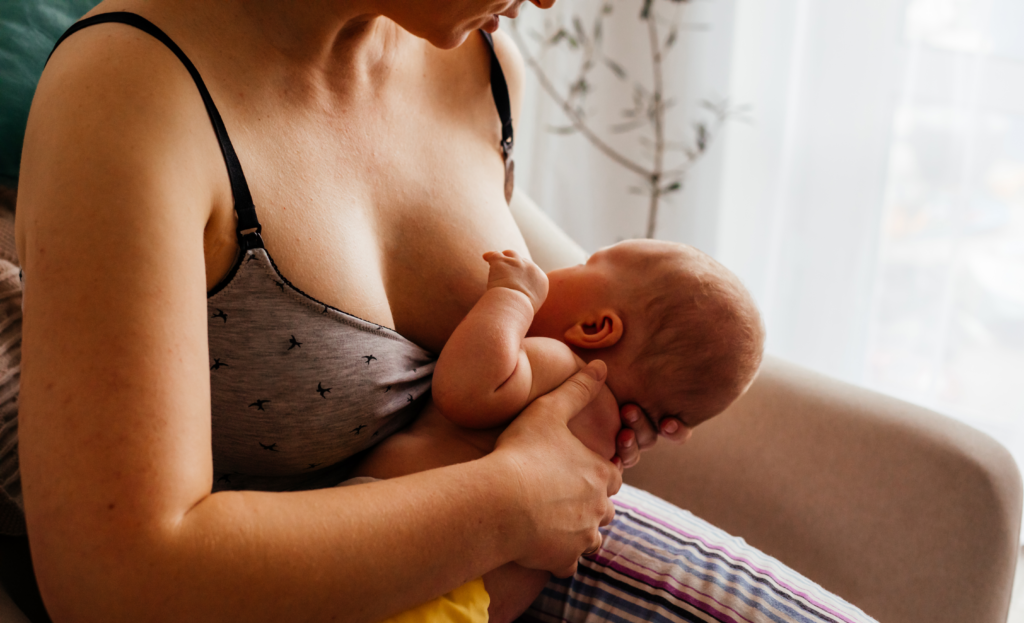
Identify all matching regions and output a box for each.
[615,240,765,427]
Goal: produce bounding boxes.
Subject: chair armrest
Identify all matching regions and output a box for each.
[508,189,587,271]
[624,356,1023,623]
[510,190,1022,621]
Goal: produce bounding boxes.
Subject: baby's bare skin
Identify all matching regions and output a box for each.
[354,385,619,481]
[353,377,619,623]
[432,250,583,429]
[353,251,621,623]
[357,249,621,479]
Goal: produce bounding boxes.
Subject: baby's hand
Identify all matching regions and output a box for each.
[483,250,549,312]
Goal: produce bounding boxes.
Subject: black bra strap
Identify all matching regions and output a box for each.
[479,30,515,203]
[48,12,264,249]
[479,31,515,157]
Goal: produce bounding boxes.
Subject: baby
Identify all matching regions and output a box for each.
[356,239,765,481]
[353,239,764,622]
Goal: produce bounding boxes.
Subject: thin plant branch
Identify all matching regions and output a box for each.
[512,26,651,178]
[512,0,740,238]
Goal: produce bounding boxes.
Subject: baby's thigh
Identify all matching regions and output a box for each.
[351,402,494,480]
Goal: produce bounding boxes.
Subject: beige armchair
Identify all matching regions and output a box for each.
[1,193,1021,623]
[510,188,1024,623]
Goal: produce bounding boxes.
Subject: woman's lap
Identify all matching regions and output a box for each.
[520,485,877,623]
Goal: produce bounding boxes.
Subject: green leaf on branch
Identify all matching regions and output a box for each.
[569,79,590,97]
[665,28,678,50]
[694,122,708,152]
[573,17,587,46]
[604,59,627,80]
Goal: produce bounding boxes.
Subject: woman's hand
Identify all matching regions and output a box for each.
[491,361,622,578]
[614,406,692,468]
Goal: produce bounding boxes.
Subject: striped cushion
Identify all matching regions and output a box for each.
[523,485,877,623]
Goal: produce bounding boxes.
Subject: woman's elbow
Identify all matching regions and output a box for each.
[27,506,194,621]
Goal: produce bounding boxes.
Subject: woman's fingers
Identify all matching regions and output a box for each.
[602,497,616,527]
[659,417,693,444]
[496,360,616,577]
[619,404,659,450]
[606,459,622,497]
[536,360,607,427]
[582,533,603,556]
[552,561,579,579]
[617,406,693,456]
[615,429,640,468]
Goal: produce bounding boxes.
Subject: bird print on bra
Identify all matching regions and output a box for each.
[207,238,437,492]
[317,382,331,398]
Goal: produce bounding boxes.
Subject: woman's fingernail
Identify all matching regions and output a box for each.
[662,419,680,434]
[625,409,639,424]
[620,436,634,448]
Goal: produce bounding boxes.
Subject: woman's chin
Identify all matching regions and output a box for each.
[423,27,477,50]
[481,15,500,34]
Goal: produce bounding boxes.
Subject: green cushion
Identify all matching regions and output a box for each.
[0,0,99,184]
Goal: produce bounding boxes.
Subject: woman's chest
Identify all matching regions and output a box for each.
[209,103,525,354]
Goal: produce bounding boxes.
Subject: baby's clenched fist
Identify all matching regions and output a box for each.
[483,250,549,312]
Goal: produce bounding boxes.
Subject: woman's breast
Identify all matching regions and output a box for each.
[236,145,527,354]
[207,248,437,489]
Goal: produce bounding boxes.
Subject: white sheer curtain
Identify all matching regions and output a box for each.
[511,0,1024,468]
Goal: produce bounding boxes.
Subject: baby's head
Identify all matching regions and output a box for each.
[533,240,765,430]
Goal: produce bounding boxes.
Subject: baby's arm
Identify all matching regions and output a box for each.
[432,250,579,429]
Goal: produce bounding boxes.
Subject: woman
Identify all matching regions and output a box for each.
[10,1,874,622]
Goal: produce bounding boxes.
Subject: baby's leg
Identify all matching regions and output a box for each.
[350,399,497,480]
[352,400,551,623]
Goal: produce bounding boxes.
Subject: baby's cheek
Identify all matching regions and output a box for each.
[567,386,620,461]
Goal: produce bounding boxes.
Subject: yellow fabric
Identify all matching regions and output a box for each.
[382,577,489,623]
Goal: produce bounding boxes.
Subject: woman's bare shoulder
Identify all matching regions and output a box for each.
[18,19,227,252]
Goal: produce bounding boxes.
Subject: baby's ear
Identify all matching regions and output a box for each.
[564,310,624,349]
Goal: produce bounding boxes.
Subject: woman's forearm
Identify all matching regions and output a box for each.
[35,457,524,623]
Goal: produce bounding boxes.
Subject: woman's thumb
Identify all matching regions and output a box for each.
[540,360,608,426]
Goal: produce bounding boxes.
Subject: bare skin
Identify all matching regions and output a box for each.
[14,0,686,620]
[433,250,582,428]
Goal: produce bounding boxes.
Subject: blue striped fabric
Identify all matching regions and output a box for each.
[520,486,877,623]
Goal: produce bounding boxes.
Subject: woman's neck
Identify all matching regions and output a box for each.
[140,0,411,96]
